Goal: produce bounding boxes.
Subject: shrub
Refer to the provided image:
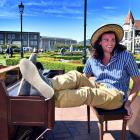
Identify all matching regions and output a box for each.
[137,62,140,69]
[5,58,20,65]
[48,54,82,60]
[38,59,84,73]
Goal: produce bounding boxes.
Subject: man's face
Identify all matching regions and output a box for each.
[99,33,116,54]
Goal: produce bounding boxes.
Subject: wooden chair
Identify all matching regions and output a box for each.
[87,105,128,140]
[0,68,64,140]
[0,80,55,140]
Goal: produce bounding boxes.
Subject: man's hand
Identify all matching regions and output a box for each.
[124,101,133,120]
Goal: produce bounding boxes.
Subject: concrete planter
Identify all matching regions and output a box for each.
[128,96,140,139]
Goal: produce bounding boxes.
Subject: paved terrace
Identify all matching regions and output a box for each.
[7,78,134,140]
[44,105,134,140]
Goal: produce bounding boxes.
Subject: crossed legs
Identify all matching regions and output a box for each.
[19,59,124,109]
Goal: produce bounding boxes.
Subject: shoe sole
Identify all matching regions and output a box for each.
[19,58,54,99]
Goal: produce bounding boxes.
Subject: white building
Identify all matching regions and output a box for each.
[40,36,77,51]
[122,10,140,53]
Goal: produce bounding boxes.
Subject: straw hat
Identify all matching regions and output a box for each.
[90,24,124,45]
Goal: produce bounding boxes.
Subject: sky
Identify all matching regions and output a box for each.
[0,0,140,42]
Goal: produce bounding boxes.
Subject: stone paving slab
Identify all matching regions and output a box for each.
[43,105,134,140]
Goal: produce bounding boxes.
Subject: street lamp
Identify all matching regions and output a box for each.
[82,0,87,64]
[18,1,24,58]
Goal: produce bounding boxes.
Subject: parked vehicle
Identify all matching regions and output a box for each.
[13,48,21,52]
[23,47,33,52]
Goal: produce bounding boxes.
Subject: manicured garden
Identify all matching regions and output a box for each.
[0,51,84,72]
[0,51,140,94]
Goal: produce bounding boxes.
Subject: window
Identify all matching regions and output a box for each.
[30,34,38,40]
[30,41,37,46]
[11,34,15,39]
[7,40,11,44]
[125,32,128,40]
[0,40,4,44]
[8,34,11,39]
[23,41,27,45]
[0,34,4,39]
[131,31,133,38]
[23,34,28,40]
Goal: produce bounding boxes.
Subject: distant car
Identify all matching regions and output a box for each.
[135,50,140,54]
[23,47,33,52]
[13,48,21,52]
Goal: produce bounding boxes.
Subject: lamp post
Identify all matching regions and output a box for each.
[82,0,87,64]
[18,1,24,58]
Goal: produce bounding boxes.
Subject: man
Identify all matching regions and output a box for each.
[19,24,140,119]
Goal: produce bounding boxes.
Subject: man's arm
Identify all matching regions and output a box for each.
[127,76,140,103]
[124,76,140,119]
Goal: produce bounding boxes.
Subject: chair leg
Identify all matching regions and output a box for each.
[0,118,9,140]
[121,119,127,140]
[105,121,108,132]
[99,120,104,140]
[87,105,90,134]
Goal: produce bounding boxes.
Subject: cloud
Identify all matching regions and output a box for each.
[25,0,82,8]
[43,8,83,19]
[0,11,18,19]
[0,0,83,19]
[0,0,6,7]
[21,0,83,19]
[103,6,117,10]
[0,0,19,18]
[95,14,124,26]
[25,1,48,6]
[44,7,81,15]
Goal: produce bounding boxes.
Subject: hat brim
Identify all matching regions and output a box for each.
[91,24,124,45]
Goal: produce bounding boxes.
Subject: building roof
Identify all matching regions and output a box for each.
[41,36,77,42]
[124,10,134,24]
[134,20,140,28]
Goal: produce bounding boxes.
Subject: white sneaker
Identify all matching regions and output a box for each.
[19,58,54,99]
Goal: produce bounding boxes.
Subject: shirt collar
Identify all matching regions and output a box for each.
[110,50,119,63]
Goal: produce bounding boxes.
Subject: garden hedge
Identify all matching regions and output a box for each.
[39,59,84,73]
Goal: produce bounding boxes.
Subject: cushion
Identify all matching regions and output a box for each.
[30,86,41,96]
[95,105,127,115]
[17,78,31,96]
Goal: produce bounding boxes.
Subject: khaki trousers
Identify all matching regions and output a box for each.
[51,70,124,109]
